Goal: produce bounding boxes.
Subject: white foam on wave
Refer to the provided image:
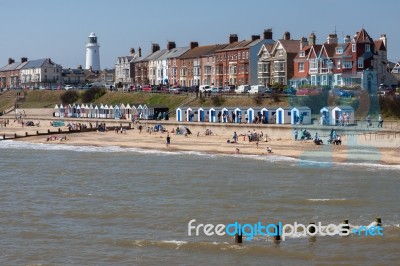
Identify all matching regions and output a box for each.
[307,198,347,202]
[1,140,399,170]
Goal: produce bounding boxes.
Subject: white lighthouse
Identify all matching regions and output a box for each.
[85,32,100,71]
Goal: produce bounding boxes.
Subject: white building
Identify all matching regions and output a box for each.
[85,32,101,71]
[114,48,139,91]
[20,58,62,89]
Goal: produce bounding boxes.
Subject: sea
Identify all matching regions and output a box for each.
[0,140,399,265]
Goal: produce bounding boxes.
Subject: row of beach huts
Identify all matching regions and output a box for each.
[176,105,355,126]
[53,103,169,120]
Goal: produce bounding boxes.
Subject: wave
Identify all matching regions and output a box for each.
[1,140,399,170]
[307,198,347,202]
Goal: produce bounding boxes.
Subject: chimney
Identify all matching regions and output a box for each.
[283,31,290,40]
[152,43,160,53]
[190,42,199,49]
[263,28,273,40]
[343,35,351,43]
[48,58,52,64]
[326,33,338,44]
[380,34,387,49]
[21,57,28,63]
[77,65,82,70]
[167,41,176,50]
[8,58,15,64]
[229,34,238,44]
[251,35,260,41]
[309,33,316,46]
[300,37,308,50]
[130,48,135,54]
[138,47,142,57]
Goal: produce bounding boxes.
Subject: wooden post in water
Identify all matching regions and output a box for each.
[48,129,50,133]
[376,217,382,227]
[58,128,61,133]
[25,132,28,137]
[343,219,350,236]
[14,133,17,138]
[234,232,242,243]
[274,224,281,241]
[3,134,5,140]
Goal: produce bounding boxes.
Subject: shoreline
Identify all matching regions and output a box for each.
[6,125,399,166]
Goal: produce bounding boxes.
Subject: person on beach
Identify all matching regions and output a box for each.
[232,131,238,143]
[378,114,383,128]
[166,134,171,147]
[294,128,298,141]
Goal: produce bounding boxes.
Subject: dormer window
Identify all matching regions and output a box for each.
[336,47,343,54]
[299,51,305,57]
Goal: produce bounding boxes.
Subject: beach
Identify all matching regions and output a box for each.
[2,118,399,165]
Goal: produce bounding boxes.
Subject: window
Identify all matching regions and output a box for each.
[299,51,305,57]
[310,59,318,69]
[299,62,304,72]
[343,61,352,69]
[278,50,284,57]
[365,44,370,52]
[358,57,364,68]
[238,53,241,60]
[336,47,343,54]
[246,52,249,59]
[352,44,356,52]
[336,59,341,69]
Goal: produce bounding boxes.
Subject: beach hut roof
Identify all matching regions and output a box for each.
[114,105,120,109]
[60,104,64,108]
[120,103,126,109]
[108,105,114,110]
[54,104,59,109]
[80,104,86,108]
[126,103,131,109]
[292,106,311,110]
[277,107,292,110]
[94,105,99,110]
[335,105,354,111]
[76,105,81,110]
[137,104,143,109]
[131,105,137,110]
[84,104,89,109]
[100,104,104,108]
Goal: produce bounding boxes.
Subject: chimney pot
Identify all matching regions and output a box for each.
[263,29,273,40]
[190,42,199,49]
[229,34,238,44]
[167,41,176,50]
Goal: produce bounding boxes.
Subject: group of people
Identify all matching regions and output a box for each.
[366,114,384,128]
[337,112,350,127]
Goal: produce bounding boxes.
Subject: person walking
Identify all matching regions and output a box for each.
[294,128,298,141]
[166,133,171,147]
[378,114,383,128]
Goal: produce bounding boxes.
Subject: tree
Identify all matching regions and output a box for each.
[61,90,79,104]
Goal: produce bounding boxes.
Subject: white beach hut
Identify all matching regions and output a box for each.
[143,104,149,119]
[99,104,105,118]
[246,107,255,123]
[107,105,114,119]
[54,104,60,117]
[67,104,73,118]
[131,105,137,119]
[59,104,65,118]
[75,104,81,118]
[176,107,184,122]
[186,107,196,122]
[197,107,206,122]
[332,106,355,126]
[87,104,93,118]
[260,107,269,124]
[320,106,334,125]
[276,107,292,124]
[291,106,312,125]
[94,105,99,118]
[120,103,126,119]
[208,107,217,123]
[221,107,230,123]
[137,105,144,119]
[233,107,243,123]
[114,105,121,119]
[124,104,131,120]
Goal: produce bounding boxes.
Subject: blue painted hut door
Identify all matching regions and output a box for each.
[278,111,282,124]
[211,110,215,122]
[200,110,204,122]
[248,110,253,123]
[178,110,181,121]
[263,111,268,123]
[324,111,329,125]
[293,110,298,124]
[236,111,241,123]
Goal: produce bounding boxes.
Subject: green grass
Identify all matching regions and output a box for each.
[0,91,17,111]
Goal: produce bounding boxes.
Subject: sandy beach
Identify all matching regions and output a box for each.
[2,120,399,165]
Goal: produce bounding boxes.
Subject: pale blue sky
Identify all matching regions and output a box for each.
[0,0,399,69]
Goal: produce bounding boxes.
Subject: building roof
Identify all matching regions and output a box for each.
[217,38,269,52]
[21,59,49,69]
[179,44,228,59]
[374,40,386,52]
[321,43,337,58]
[0,62,25,71]
[158,47,190,60]
[277,39,302,54]
[354,29,374,44]
[144,49,169,61]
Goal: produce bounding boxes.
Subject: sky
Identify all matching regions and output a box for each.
[1,0,399,69]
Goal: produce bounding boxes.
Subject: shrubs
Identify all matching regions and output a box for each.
[211,95,225,106]
[81,88,106,103]
[253,93,264,105]
[61,90,79,104]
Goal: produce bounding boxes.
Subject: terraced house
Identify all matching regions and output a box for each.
[257,31,307,86]
[0,58,28,89]
[114,48,139,91]
[19,58,62,89]
[214,29,275,87]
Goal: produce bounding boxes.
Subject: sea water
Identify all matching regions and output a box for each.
[0,140,399,265]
